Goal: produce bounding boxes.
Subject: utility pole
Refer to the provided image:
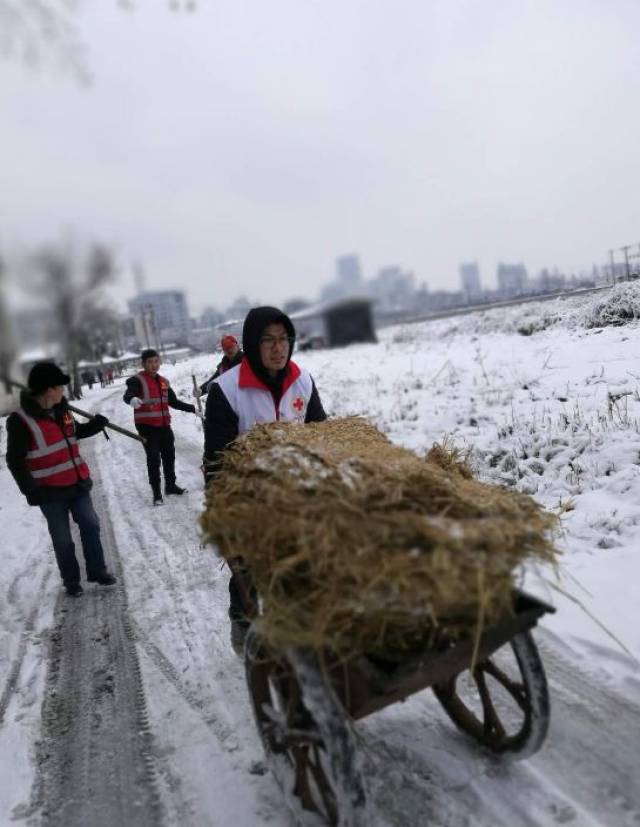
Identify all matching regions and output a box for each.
[609,249,616,284]
[141,305,151,348]
[622,245,631,281]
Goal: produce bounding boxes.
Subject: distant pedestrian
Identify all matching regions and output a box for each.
[5,362,116,596]
[123,348,198,505]
[97,369,104,388]
[196,335,244,397]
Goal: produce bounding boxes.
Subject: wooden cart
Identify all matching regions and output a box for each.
[244,590,554,827]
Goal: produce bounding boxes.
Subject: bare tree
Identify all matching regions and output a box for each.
[0,0,90,83]
[0,0,198,83]
[33,241,115,399]
[0,253,18,417]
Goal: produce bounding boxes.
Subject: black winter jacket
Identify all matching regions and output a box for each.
[203,306,327,477]
[199,349,244,395]
[6,392,105,505]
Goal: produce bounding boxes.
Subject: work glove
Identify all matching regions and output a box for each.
[26,488,45,506]
[194,410,204,420]
[92,414,109,430]
[130,397,142,409]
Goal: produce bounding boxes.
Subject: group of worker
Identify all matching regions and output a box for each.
[5,306,326,651]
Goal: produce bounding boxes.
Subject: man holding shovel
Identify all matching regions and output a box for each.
[5,362,116,597]
[123,348,198,505]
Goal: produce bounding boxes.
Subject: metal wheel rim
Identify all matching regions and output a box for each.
[433,630,550,757]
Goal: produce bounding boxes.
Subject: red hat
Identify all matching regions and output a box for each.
[221,335,238,350]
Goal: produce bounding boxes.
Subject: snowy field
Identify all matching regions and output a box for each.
[1,285,640,825]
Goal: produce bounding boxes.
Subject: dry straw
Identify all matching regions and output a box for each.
[201,417,559,657]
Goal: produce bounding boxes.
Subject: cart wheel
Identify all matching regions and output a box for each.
[245,628,368,826]
[432,630,550,758]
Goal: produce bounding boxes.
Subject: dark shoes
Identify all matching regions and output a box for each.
[66,583,83,597]
[152,483,185,503]
[87,570,117,586]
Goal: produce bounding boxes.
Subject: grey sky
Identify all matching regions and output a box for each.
[1,0,639,315]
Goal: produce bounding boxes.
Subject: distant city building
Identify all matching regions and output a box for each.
[225,295,253,322]
[368,266,416,312]
[336,254,363,290]
[200,306,223,329]
[320,280,348,303]
[533,268,567,293]
[129,290,190,347]
[496,262,528,297]
[119,315,138,351]
[459,262,482,301]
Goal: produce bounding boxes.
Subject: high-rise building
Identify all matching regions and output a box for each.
[496,263,528,297]
[336,254,362,290]
[459,262,482,300]
[369,266,415,311]
[128,290,190,346]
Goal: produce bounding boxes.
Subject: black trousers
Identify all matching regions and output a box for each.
[136,425,176,491]
[228,559,257,623]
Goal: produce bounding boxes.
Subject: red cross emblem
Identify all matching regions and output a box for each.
[292,396,305,412]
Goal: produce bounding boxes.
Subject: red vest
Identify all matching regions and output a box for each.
[16,408,90,487]
[134,371,171,427]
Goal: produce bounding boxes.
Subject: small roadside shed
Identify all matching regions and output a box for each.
[290,297,376,349]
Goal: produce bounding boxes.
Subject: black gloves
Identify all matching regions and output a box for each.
[26,489,45,506]
[92,414,109,431]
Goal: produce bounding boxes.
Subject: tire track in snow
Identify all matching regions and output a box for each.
[93,390,245,746]
[0,569,51,727]
[356,626,640,827]
[131,617,239,751]
[27,443,166,827]
[91,387,287,825]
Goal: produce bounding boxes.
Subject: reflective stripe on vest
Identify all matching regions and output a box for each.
[215,361,313,436]
[16,409,90,486]
[134,372,171,427]
[31,459,83,479]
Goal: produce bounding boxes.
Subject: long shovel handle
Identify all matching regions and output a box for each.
[2,375,146,444]
[192,374,203,415]
[69,404,146,444]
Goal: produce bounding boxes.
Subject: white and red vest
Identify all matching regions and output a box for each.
[16,408,90,487]
[215,359,312,435]
[134,371,171,427]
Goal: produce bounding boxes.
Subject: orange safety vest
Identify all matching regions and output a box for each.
[134,371,171,427]
[16,408,90,487]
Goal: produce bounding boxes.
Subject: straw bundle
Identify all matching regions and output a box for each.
[201,418,558,656]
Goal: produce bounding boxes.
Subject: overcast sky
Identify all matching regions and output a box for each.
[1,0,640,315]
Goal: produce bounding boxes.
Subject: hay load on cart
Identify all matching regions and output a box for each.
[202,418,559,826]
[201,417,558,657]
